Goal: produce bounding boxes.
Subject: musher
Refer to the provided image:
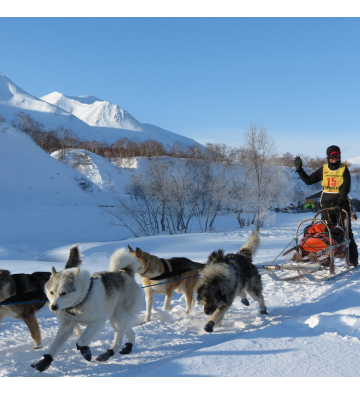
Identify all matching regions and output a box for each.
[294,145,358,267]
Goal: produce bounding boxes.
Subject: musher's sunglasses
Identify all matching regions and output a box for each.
[329,154,340,160]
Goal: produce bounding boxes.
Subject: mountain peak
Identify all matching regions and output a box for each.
[42,92,144,131]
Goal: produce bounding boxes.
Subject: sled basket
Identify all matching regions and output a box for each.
[259,208,355,282]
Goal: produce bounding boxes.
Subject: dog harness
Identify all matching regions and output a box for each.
[160,259,170,275]
[65,277,94,316]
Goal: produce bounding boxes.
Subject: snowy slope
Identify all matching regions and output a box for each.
[41,92,143,131]
[0,213,359,377]
[0,73,105,142]
[347,156,360,166]
[0,125,115,207]
[51,149,360,205]
[51,148,130,195]
[41,91,201,148]
[0,72,200,148]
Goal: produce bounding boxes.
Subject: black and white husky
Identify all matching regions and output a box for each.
[196,231,268,333]
[31,245,142,372]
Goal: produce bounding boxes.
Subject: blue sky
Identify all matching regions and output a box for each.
[1,16,360,158]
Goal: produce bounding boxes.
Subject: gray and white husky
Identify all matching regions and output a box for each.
[31,245,142,372]
[196,231,268,333]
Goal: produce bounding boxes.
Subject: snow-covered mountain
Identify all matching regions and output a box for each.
[0,72,200,148]
[41,91,200,148]
[347,156,360,166]
[41,92,144,131]
[0,73,105,142]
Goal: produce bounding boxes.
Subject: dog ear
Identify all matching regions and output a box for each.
[196,285,203,294]
[72,268,80,277]
[135,247,143,257]
[128,245,134,253]
[51,267,57,276]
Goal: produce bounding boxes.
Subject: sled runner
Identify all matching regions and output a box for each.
[259,208,358,282]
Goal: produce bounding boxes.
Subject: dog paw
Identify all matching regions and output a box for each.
[260,307,269,315]
[96,349,114,362]
[33,343,42,350]
[241,298,250,306]
[120,343,133,355]
[76,342,92,361]
[204,321,215,332]
[31,354,53,372]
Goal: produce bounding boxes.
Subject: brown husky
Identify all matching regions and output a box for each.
[128,246,204,324]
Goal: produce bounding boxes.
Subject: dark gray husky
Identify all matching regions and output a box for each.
[196,231,268,332]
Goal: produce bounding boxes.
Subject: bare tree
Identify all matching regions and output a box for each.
[242,124,290,228]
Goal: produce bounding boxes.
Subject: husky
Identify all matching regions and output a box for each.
[196,231,268,333]
[0,269,51,349]
[31,245,142,372]
[128,245,204,324]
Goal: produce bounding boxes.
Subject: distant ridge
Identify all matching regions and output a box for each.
[0,72,201,149]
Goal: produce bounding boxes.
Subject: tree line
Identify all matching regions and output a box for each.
[5,111,349,170]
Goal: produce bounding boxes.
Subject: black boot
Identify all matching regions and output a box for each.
[31,354,53,372]
[241,298,250,306]
[204,320,215,332]
[260,306,269,315]
[96,349,114,362]
[120,343,133,354]
[350,260,358,268]
[76,342,92,361]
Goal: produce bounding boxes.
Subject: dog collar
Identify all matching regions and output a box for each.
[141,261,152,276]
[65,277,94,316]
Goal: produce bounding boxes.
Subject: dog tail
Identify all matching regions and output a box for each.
[238,231,260,259]
[109,247,142,278]
[65,244,82,269]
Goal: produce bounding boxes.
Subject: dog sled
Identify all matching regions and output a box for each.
[260,207,358,282]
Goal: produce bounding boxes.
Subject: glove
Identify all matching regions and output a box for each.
[294,156,303,171]
[334,206,342,214]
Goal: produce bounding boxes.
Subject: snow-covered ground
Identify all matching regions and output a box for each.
[1,211,360,378]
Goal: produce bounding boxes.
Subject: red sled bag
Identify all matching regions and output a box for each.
[299,222,345,256]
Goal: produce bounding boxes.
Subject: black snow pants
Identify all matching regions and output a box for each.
[320,192,358,263]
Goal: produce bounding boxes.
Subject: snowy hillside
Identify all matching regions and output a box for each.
[41,91,201,148]
[347,156,360,167]
[50,149,360,204]
[1,214,360,377]
[0,125,115,207]
[51,149,130,196]
[0,72,200,148]
[0,73,105,142]
[41,92,144,131]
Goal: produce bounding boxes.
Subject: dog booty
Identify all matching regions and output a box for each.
[31,354,53,372]
[308,252,318,262]
[120,343,133,355]
[260,307,268,315]
[241,298,250,306]
[76,342,92,361]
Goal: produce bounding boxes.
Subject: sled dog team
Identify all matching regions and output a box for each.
[0,231,268,372]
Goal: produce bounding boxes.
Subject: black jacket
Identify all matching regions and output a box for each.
[297,165,351,208]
